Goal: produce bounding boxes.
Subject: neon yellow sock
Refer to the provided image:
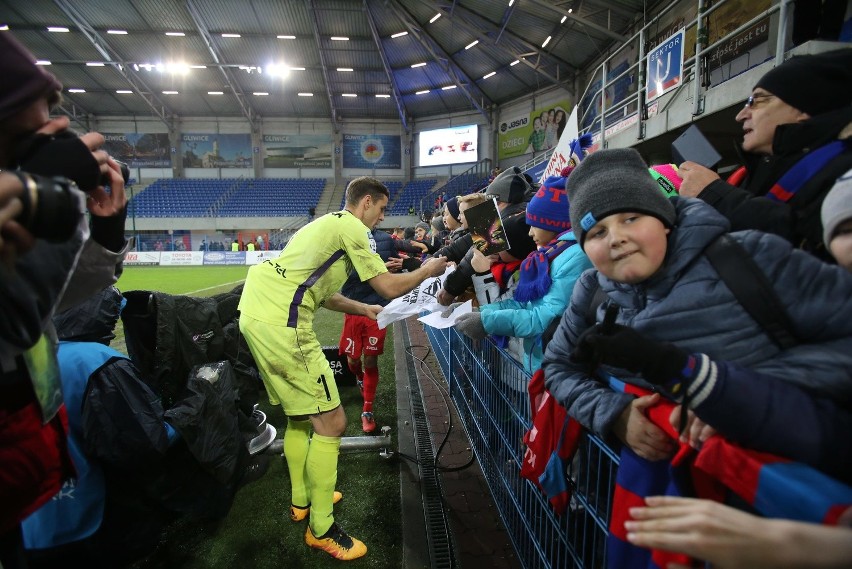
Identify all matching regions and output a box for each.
[283,419,312,507]
[307,433,341,536]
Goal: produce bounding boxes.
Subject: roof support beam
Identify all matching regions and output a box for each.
[53,0,174,126]
[185,0,257,128]
[307,0,340,132]
[55,101,92,132]
[527,0,627,42]
[433,3,575,90]
[363,0,409,133]
[387,0,490,122]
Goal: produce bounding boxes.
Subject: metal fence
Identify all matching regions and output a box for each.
[423,324,619,569]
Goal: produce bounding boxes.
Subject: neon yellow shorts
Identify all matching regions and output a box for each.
[239,314,340,416]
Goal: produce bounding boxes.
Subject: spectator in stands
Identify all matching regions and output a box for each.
[237,177,447,560]
[437,167,537,306]
[256,234,264,251]
[433,196,464,249]
[453,167,592,373]
[822,169,852,271]
[0,31,130,568]
[625,496,852,569]
[429,193,484,285]
[542,149,852,463]
[408,205,415,216]
[678,48,852,262]
[339,228,415,433]
[429,217,447,250]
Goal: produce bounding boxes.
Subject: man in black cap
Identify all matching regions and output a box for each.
[679,48,852,262]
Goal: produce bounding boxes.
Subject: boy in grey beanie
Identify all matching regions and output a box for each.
[567,148,676,246]
[542,147,852,465]
[821,168,852,271]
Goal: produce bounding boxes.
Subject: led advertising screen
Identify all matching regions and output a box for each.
[418,124,478,167]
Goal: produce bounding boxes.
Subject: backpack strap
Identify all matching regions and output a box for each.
[704,234,797,350]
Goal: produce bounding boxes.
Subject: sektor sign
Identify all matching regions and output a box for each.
[646,29,685,101]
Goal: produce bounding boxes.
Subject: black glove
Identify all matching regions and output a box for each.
[16,130,102,192]
[571,323,689,386]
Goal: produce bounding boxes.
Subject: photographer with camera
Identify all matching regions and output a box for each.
[0,32,131,568]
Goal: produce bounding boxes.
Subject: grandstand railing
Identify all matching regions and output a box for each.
[419,158,492,214]
[578,0,791,145]
[423,324,618,569]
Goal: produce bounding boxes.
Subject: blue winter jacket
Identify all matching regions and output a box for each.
[480,231,592,373]
[542,197,852,442]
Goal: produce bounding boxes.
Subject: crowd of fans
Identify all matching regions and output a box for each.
[2,19,852,569]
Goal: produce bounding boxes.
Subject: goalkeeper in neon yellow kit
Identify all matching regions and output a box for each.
[238,177,447,560]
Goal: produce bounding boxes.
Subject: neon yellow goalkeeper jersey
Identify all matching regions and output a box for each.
[238,211,387,328]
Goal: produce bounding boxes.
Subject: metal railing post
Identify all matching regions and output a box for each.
[693,0,706,116]
[775,0,789,65]
[599,63,607,148]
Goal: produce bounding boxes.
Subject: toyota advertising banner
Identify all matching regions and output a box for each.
[342,134,401,169]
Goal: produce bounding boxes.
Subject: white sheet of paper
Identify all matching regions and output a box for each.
[417,300,473,329]
[376,266,455,329]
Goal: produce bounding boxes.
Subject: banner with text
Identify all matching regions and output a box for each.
[203,251,247,265]
[646,29,685,101]
[102,133,171,168]
[263,134,332,168]
[160,251,205,266]
[123,251,161,266]
[182,133,252,168]
[342,134,401,169]
[497,100,571,161]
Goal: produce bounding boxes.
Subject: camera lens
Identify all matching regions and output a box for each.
[15,174,81,242]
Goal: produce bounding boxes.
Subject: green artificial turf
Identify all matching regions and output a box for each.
[114,267,404,568]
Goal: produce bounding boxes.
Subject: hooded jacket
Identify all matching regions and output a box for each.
[480,231,591,373]
[542,197,852,442]
[698,106,852,261]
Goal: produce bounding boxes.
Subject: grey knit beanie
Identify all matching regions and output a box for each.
[821,168,852,248]
[484,166,531,204]
[567,148,677,246]
[414,221,430,232]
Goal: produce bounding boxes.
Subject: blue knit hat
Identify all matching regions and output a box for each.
[526,167,572,232]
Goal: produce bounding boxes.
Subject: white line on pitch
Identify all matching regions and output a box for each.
[186,279,245,295]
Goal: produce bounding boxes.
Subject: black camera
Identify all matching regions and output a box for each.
[107,159,131,188]
[13,172,81,242]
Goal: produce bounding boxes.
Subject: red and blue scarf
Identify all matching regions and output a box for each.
[605,377,852,569]
[727,140,848,202]
[514,230,575,303]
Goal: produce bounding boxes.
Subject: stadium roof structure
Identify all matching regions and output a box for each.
[2,0,658,131]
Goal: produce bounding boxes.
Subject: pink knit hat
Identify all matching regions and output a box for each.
[648,164,682,197]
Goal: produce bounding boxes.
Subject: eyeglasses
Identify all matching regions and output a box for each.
[744,94,775,109]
